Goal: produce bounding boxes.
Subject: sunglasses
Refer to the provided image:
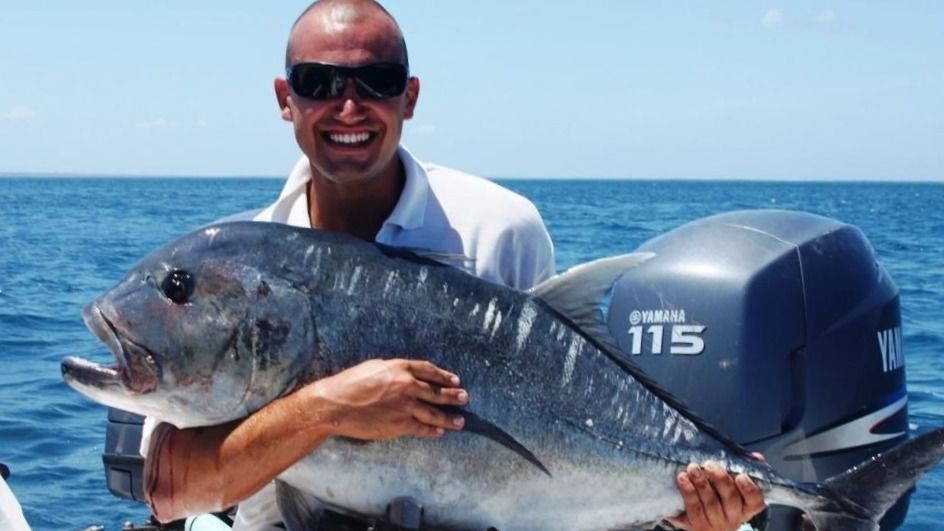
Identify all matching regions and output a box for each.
[286,62,409,101]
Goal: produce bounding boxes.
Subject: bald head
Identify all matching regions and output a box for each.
[285,0,409,68]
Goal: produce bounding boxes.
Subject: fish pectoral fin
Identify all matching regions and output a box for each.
[440,405,551,477]
[528,253,653,352]
[275,480,326,531]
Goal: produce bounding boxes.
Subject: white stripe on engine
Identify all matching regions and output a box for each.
[782,395,908,457]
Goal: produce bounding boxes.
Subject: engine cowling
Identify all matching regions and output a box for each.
[607,209,909,529]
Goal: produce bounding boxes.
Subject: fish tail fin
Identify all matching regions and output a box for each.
[800,428,944,531]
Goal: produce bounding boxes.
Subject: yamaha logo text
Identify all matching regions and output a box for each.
[877,326,904,373]
[626,308,705,356]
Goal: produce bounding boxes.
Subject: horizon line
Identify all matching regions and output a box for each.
[1,171,942,184]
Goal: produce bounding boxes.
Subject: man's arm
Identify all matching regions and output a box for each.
[145,359,469,523]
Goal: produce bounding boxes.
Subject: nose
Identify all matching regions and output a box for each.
[335,79,367,124]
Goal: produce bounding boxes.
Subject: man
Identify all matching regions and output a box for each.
[143,1,766,530]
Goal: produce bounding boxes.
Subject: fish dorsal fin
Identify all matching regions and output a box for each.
[528,253,654,351]
[375,244,475,274]
[406,249,475,274]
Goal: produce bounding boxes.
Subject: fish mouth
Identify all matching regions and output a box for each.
[62,303,160,395]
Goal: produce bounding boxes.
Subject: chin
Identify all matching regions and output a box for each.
[318,167,383,186]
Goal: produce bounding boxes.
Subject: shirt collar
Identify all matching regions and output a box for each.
[271,146,429,231]
[383,145,428,231]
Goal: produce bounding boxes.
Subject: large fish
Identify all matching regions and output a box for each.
[62,221,944,531]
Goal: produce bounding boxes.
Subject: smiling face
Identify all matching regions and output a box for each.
[276,3,419,188]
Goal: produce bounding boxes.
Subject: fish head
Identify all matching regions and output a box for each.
[62,223,317,428]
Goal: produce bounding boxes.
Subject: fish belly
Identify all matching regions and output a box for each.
[278,433,687,531]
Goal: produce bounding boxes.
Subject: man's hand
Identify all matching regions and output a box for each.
[664,460,766,531]
[306,358,470,440]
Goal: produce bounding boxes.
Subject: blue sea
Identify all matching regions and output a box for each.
[1,178,943,530]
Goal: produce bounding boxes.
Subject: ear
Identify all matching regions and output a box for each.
[403,76,420,120]
[274,77,293,122]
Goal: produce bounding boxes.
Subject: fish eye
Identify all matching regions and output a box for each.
[161,270,195,305]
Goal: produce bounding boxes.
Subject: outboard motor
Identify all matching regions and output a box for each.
[607,209,909,529]
[103,408,148,502]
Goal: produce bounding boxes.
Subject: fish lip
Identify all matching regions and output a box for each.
[76,302,161,395]
[61,355,120,390]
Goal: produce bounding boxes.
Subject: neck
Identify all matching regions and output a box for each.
[307,160,405,242]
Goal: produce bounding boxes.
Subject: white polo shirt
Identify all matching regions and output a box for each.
[253,146,555,290]
[145,147,554,530]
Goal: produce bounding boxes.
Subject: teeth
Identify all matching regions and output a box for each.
[329,132,371,144]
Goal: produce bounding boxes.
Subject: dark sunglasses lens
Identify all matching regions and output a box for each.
[354,63,408,98]
[288,63,408,100]
[290,64,336,100]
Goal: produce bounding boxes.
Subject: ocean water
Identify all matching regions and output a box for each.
[1,177,942,530]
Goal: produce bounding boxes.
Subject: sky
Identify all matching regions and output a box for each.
[0,1,941,180]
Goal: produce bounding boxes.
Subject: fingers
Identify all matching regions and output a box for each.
[409,401,465,431]
[317,358,470,440]
[673,462,767,531]
[674,467,708,530]
[391,360,470,433]
[399,359,470,410]
[404,360,461,388]
[409,378,469,406]
[704,462,741,524]
[735,474,766,519]
[404,360,469,437]
[406,419,446,439]
[686,463,727,529]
